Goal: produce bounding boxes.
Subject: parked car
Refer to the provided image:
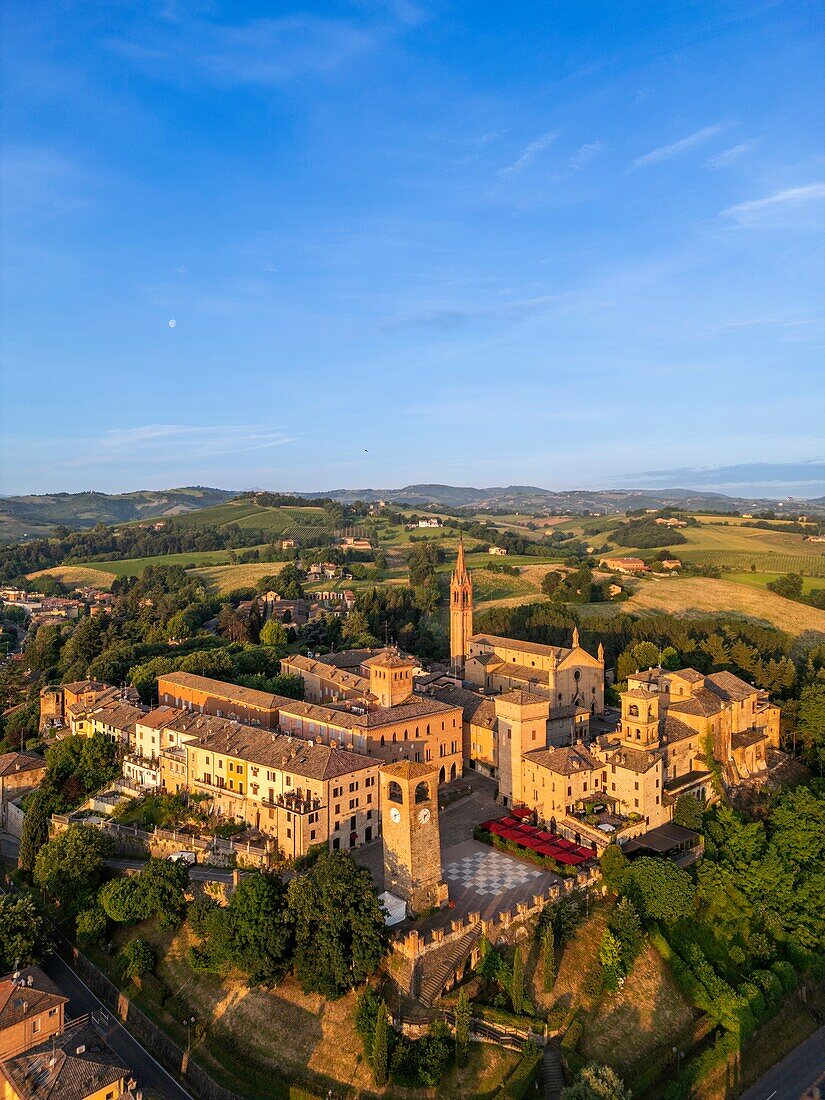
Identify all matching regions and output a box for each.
[167,850,197,865]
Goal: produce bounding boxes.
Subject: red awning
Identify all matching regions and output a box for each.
[511,806,532,819]
[518,824,541,835]
[500,816,520,827]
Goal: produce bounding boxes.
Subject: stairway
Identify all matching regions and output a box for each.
[542,1040,564,1100]
[417,926,481,1007]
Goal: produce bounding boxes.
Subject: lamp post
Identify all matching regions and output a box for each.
[672,1047,684,1079]
[184,1014,196,1053]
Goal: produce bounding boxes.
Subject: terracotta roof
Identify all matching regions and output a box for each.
[623,686,658,700]
[706,671,758,702]
[380,759,436,781]
[549,704,590,721]
[282,654,368,691]
[601,745,662,774]
[498,689,548,706]
[363,647,417,669]
[61,680,108,694]
[354,696,459,729]
[523,744,599,775]
[470,633,569,660]
[1,1020,129,1100]
[663,716,699,743]
[496,663,549,684]
[313,648,377,670]
[668,689,724,718]
[159,671,281,710]
[87,699,146,733]
[135,705,188,730]
[0,751,45,778]
[0,967,67,1030]
[189,725,375,780]
[731,728,768,750]
[426,686,495,726]
[467,652,503,668]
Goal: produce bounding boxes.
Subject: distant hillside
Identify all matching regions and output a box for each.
[305,483,825,516]
[0,487,238,542]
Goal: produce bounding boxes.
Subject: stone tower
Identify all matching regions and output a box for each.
[366,647,415,709]
[380,760,449,916]
[450,537,473,675]
[620,687,661,748]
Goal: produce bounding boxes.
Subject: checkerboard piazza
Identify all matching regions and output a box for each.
[443,850,542,896]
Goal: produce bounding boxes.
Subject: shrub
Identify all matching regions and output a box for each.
[498,1041,542,1099]
[561,1015,583,1052]
[770,959,797,993]
[188,895,219,935]
[75,907,109,946]
[120,938,155,980]
[753,968,783,1010]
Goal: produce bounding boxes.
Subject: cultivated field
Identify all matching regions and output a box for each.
[726,571,825,595]
[28,564,117,589]
[174,499,337,541]
[75,549,239,578]
[611,576,825,635]
[192,562,298,594]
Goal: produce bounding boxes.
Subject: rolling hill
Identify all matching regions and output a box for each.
[0,487,238,542]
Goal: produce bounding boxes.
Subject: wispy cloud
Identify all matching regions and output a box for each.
[705,142,754,169]
[99,425,295,460]
[569,141,604,170]
[380,292,562,331]
[722,183,825,222]
[105,8,414,87]
[632,124,725,168]
[500,131,559,177]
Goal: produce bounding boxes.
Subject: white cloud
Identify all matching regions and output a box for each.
[723,183,825,221]
[569,141,604,170]
[501,131,559,177]
[632,124,725,168]
[705,142,754,169]
[99,424,295,459]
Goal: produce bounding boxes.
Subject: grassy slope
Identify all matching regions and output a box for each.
[725,571,824,594]
[76,549,241,578]
[615,576,825,635]
[27,564,118,589]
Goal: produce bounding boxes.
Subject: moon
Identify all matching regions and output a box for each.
[168,319,177,328]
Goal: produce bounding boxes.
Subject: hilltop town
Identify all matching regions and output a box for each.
[0,503,822,1100]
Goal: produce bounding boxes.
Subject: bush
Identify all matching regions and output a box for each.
[498,1041,542,1099]
[188,895,219,935]
[753,968,783,1010]
[770,959,797,993]
[561,1015,583,1052]
[120,938,155,980]
[75,907,109,946]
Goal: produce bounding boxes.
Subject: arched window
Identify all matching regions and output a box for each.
[414,780,429,804]
[404,729,408,740]
[439,765,446,784]
[450,762,457,782]
[380,735,385,747]
[392,732,397,742]
[387,780,403,804]
[628,704,639,717]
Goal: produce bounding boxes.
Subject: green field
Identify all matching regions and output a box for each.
[79,549,241,578]
[173,500,336,540]
[726,571,825,594]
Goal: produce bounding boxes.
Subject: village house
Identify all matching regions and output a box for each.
[0,967,67,1060]
[600,556,648,573]
[0,753,46,815]
[184,722,380,857]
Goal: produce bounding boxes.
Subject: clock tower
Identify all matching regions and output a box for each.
[380,760,448,916]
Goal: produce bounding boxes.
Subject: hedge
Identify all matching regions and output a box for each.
[496,1045,543,1099]
[561,1015,583,1052]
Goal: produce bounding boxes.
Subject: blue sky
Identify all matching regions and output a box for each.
[2,1,824,496]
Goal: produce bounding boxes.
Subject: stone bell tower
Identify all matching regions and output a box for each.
[380,760,449,916]
[450,537,473,675]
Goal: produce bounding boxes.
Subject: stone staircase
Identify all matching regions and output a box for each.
[416,926,481,1007]
[542,1040,564,1100]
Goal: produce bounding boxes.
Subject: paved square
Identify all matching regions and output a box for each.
[444,849,542,897]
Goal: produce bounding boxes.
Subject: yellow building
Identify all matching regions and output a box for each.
[0,1019,134,1100]
[184,721,380,857]
[279,653,369,703]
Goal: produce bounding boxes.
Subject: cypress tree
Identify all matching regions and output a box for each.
[542,924,555,992]
[372,999,389,1087]
[455,987,470,1067]
[511,945,524,1013]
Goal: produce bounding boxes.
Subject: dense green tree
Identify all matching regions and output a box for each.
[33,825,112,909]
[138,858,189,931]
[623,858,694,925]
[287,851,388,998]
[99,875,150,924]
[673,794,704,831]
[599,844,629,892]
[794,683,825,773]
[607,897,644,971]
[259,619,288,651]
[228,872,292,984]
[0,895,46,972]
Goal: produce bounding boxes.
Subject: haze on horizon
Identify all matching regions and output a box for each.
[1,1,823,497]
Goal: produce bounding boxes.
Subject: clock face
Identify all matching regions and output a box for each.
[418,807,431,825]
[389,807,401,824]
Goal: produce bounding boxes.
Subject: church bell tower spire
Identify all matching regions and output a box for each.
[450,537,473,675]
